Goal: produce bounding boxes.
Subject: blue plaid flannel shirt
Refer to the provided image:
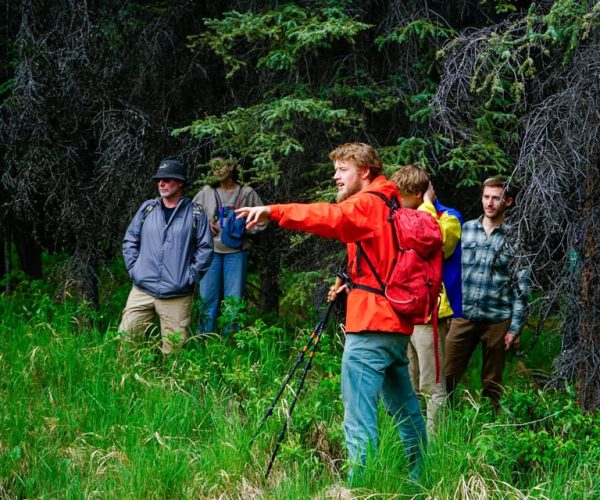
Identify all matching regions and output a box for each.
[460,217,529,335]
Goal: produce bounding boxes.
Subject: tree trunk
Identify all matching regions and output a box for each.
[14,229,43,280]
[72,243,100,310]
[0,237,5,286]
[575,170,600,410]
[3,234,12,293]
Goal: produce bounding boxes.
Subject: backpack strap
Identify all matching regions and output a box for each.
[352,241,386,295]
[214,186,243,229]
[140,199,160,226]
[432,304,440,383]
[214,188,222,209]
[139,200,203,255]
[365,191,402,214]
[214,185,244,208]
[348,191,398,296]
[233,185,244,209]
[191,202,203,231]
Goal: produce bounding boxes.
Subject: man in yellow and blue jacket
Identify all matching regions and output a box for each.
[391,165,463,433]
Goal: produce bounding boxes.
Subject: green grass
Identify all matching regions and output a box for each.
[0,279,599,498]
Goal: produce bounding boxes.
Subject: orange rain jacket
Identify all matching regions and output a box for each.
[269,176,413,335]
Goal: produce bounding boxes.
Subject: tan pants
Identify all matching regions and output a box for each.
[408,320,448,433]
[118,287,193,355]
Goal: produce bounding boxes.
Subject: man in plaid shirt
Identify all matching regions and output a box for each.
[445,176,529,411]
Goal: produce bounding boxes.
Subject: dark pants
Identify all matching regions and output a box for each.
[444,317,510,410]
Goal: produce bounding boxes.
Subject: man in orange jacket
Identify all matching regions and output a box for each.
[237,142,426,482]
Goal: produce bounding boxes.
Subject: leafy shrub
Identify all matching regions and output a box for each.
[474,386,600,476]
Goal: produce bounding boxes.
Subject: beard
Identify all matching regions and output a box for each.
[336,181,362,203]
[484,205,506,221]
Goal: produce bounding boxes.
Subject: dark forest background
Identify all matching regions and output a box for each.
[1,0,598,409]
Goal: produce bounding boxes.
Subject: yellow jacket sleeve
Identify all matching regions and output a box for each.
[418,200,462,318]
[419,201,461,259]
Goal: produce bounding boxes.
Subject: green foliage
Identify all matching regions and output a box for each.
[190,4,371,77]
[179,1,598,191]
[474,386,600,473]
[444,137,512,186]
[0,78,14,97]
[0,271,599,497]
[180,4,407,191]
[427,0,599,184]
[173,96,359,185]
[278,269,327,323]
[380,139,430,171]
[439,1,593,104]
[216,296,248,334]
[542,0,593,58]
[375,19,457,48]
[482,0,520,15]
[328,75,401,114]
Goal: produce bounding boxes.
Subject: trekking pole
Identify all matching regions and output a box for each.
[264,299,335,479]
[255,299,337,479]
[250,298,337,444]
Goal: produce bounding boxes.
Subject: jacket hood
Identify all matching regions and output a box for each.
[362,175,401,201]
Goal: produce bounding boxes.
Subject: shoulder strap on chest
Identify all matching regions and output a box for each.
[347,191,399,295]
[233,185,244,208]
[365,191,400,211]
[191,202,203,230]
[140,199,160,226]
[214,186,244,209]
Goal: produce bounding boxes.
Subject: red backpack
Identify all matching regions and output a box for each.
[353,192,444,380]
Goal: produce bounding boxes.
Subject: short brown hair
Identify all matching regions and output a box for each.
[483,175,514,200]
[329,142,383,180]
[390,164,430,195]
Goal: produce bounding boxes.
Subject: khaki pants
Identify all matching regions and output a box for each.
[408,320,448,433]
[444,317,510,410]
[118,287,193,355]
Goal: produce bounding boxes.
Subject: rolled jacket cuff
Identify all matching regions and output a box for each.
[269,204,282,222]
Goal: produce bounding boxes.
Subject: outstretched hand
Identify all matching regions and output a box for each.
[236,205,271,230]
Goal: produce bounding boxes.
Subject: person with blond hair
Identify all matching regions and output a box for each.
[237,143,426,482]
[391,164,463,432]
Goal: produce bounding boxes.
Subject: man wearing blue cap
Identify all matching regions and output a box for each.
[119,159,214,354]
